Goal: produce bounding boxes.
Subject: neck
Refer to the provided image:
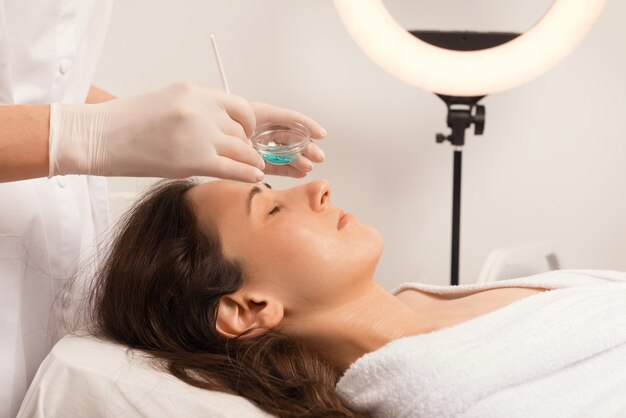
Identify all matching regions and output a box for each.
[286,281,449,371]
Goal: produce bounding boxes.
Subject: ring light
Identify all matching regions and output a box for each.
[334,0,607,96]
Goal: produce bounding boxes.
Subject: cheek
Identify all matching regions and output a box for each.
[252,217,337,278]
[243,218,384,306]
[236,217,336,297]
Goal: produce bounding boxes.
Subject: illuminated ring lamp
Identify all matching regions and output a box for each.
[335,0,606,285]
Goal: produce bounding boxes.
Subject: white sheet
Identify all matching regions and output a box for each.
[17,334,274,418]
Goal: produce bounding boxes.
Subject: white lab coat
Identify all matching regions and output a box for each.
[0,1,113,416]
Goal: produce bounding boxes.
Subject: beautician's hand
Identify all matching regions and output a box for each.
[49,82,266,181]
[251,102,326,178]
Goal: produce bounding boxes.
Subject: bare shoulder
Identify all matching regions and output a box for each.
[396,285,549,302]
[396,286,550,326]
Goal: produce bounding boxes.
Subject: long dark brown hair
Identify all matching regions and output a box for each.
[85,179,366,418]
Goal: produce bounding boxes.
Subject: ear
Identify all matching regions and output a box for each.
[215,291,284,339]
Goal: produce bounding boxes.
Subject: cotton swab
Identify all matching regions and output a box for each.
[210,34,230,93]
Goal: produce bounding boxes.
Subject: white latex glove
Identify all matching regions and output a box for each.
[251,102,327,178]
[49,82,266,181]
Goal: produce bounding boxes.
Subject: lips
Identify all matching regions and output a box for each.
[337,209,353,230]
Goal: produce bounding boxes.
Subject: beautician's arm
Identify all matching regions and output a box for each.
[2,84,276,182]
[0,85,116,182]
[86,85,116,103]
[0,104,50,182]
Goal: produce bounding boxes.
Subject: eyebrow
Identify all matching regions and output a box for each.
[246,183,272,215]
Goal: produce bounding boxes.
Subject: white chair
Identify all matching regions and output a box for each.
[477,241,561,284]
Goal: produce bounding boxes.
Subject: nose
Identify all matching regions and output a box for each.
[307,179,331,211]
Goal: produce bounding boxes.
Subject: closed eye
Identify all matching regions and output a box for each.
[269,205,281,216]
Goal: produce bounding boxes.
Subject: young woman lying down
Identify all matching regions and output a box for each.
[71,179,626,417]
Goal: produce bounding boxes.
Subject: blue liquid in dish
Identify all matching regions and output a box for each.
[262,154,296,165]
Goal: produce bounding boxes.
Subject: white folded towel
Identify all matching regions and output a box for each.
[335,270,626,418]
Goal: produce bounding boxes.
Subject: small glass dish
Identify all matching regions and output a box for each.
[250,121,310,165]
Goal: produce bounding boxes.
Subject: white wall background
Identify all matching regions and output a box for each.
[95,0,626,289]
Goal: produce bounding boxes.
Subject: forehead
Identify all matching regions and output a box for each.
[187,180,251,224]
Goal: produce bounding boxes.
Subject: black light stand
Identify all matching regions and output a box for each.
[435,95,485,286]
[409,31,520,286]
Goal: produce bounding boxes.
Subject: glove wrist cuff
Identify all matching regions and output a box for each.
[48,103,109,177]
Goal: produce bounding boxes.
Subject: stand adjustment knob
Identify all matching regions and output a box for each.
[473,105,486,135]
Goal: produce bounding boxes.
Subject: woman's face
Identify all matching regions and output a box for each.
[186,179,383,313]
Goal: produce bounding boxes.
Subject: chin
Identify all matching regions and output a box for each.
[352,224,384,269]
[370,228,384,261]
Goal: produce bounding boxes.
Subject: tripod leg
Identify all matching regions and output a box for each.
[451,149,462,286]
